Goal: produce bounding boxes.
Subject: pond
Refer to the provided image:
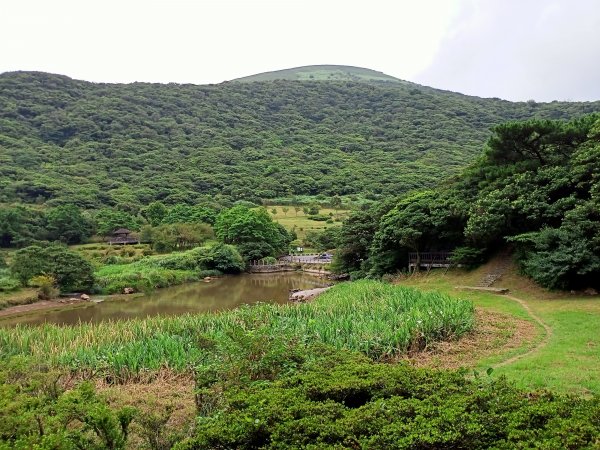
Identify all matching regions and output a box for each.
[2,273,329,327]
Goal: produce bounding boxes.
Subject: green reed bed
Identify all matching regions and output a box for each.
[0,281,474,377]
[94,262,201,294]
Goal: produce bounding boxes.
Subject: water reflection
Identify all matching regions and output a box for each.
[3,273,328,327]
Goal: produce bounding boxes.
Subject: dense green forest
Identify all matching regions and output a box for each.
[1,70,599,210]
[333,115,600,290]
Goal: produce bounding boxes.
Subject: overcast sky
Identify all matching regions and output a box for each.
[2,0,599,101]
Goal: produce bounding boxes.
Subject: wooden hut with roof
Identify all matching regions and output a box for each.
[107,228,139,245]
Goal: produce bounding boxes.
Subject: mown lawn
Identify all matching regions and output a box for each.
[400,262,600,395]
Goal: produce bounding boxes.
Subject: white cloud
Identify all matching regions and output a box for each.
[414,0,600,101]
[0,0,458,83]
[1,0,598,101]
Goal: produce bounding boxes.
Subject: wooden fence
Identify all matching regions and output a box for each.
[408,252,453,271]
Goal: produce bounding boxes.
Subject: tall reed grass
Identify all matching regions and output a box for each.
[95,262,200,294]
[0,281,474,378]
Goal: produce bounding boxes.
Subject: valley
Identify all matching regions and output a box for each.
[1,66,599,448]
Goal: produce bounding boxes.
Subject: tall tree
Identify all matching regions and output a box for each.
[46,204,91,244]
[214,206,292,260]
[144,201,168,226]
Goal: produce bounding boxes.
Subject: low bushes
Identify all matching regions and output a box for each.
[3,334,600,449]
[178,345,600,449]
[11,245,94,292]
[0,358,135,450]
[94,264,200,294]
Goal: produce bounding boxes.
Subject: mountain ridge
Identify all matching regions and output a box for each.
[0,70,598,210]
[230,65,407,84]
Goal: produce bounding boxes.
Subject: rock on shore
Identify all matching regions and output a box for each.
[289,286,332,303]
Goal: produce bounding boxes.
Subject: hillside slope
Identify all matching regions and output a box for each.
[0,70,599,209]
[232,65,405,83]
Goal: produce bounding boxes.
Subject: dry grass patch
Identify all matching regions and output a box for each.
[400,309,537,370]
[98,371,196,449]
[0,288,38,311]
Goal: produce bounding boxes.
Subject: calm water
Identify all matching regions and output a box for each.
[2,273,328,327]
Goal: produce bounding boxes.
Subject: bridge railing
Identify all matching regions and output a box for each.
[284,255,332,264]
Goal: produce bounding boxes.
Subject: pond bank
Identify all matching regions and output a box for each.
[0,272,330,326]
[0,293,143,321]
[0,298,88,319]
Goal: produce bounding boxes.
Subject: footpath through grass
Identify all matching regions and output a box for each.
[400,263,600,396]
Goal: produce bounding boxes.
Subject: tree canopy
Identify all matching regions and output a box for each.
[11,244,95,292]
[1,71,598,209]
[335,115,600,290]
[214,206,293,260]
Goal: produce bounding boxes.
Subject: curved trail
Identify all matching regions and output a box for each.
[493,294,552,368]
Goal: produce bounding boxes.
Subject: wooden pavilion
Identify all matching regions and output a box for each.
[107,228,139,245]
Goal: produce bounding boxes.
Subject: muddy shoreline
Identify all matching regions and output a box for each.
[0,293,143,321]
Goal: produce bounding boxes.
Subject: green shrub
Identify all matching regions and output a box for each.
[147,244,244,274]
[208,243,245,273]
[260,256,277,264]
[151,251,202,271]
[450,246,487,268]
[29,275,59,300]
[103,255,125,265]
[198,270,223,278]
[0,358,136,449]
[95,265,199,294]
[0,269,19,292]
[11,245,94,292]
[94,244,243,293]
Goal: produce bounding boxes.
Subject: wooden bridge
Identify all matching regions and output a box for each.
[248,256,332,273]
[408,252,453,271]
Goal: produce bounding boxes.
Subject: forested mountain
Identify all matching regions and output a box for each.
[1,69,599,210]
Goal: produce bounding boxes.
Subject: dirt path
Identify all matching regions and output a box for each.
[0,298,90,319]
[493,294,552,368]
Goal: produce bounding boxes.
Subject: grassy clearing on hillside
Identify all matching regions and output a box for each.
[0,281,474,380]
[399,262,600,395]
[268,206,348,241]
[71,243,152,267]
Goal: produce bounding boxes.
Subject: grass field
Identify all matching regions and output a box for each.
[267,205,348,242]
[0,287,38,311]
[399,260,600,395]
